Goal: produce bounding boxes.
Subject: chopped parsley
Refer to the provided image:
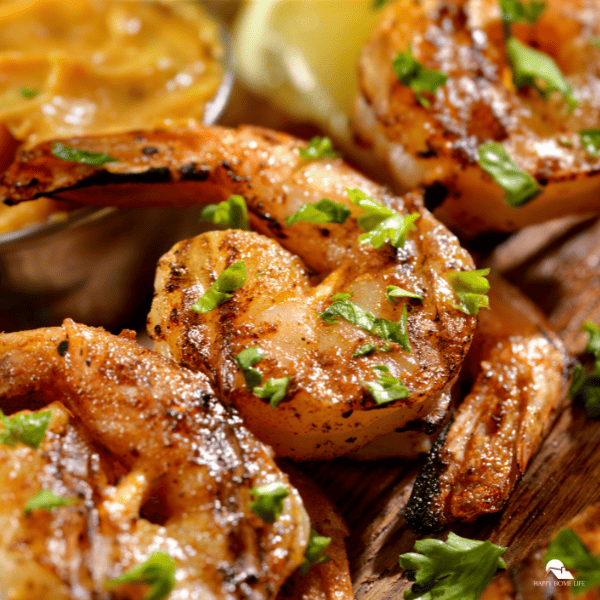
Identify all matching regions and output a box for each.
[254,377,290,409]
[500,0,546,24]
[105,552,176,600]
[346,188,419,249]
[298,136,340,161]
[19,87,40,99]
[400,532,507,600]
[579,130,600,158]
[249,482,289,524]
[445,269,490,316]
[545,529,600,592]
[569,321,600,417]
[200,194,250,230]
[386,285,423,302]
[300,529,332,575]
[236,346,265,389]
[365,365,409,405]
[477,143,541,207]
[285,198,351,227]
[191,261,246,313]
[590,37,600,49]
[393,46,448,107]
[51,142,119,166]
[506,36,577,110]
[320,295,410,353]
[0,409,51,449]
[24,490,78,514]
[352,342,392,358]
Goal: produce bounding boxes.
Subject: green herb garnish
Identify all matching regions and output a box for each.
[346,188,419,249]
[249,482,289,524]
[579,130,600,158]
[200,195,250,230]
[24,490,78,515]
[105,552,176,600]
[445,269,490,316]
[320,296,410,353]
[400,532,507,600]
[352,342,392,357]
[0,409,51,449]
[298,136,340,161]
[300,529,332,575]
[545,529,600,592]
[393,46,448,107]
[236,346,265,389]
[569,321,600,417]
[506,36,577,110]
[51,142,119,166]
[191,261,246,313]
[477,142,541,207]
[386,285,423,302]
[365,365,409,405]
[285,198,351,227]
[19,87,40,99]
[590,37,600,49]
[500,0,546,24]
[254,377,291,409]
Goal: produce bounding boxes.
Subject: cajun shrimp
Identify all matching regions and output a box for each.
[0,319,309,600]
[0,124,477,460]
[355,0,600,237]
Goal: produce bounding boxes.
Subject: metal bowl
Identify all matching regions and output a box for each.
[0,21,233,333]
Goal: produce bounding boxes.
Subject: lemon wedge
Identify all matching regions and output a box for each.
[232,0,380,149]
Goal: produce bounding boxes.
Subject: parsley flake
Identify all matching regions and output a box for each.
[200,195,250,230]
[191,261,246,313]
[365,365,409,405]
[298,137,340,161]
[320,296,410,353]
[545,529,600,592]
[500,0,546,24]
[236,346,265,389]
[590,37,600,50]
[579,130,600,158]
[346,188,419,249]
[285,198,351,227]
[400,532,507,600]
[393,46,448,107]
[254,377,290,409]
[477,143,541,207]
[51,142,119,166]
[249,482,289,524]
[24,490,78,514]
[386,285,423,302]
[0,409,51,449]
[105,552,176,600]
[300,529,332,575]
[352,342,392,358]
[19,87,40,99]
[445,269,490,316]
[569,321,600,417]
[506,37,577,110]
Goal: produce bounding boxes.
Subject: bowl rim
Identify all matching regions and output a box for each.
[0,15,233,249]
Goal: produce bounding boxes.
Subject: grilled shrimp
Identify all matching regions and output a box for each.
[405,277,571,532]
[0,319,309,600]
[355,0,600,237]
[0,124,477,460]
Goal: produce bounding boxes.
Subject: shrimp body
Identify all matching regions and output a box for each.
[0,125,477,459]
[0,320,309,600]
[355,0,600,236]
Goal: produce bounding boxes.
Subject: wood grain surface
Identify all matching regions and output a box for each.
[300,214,600,598]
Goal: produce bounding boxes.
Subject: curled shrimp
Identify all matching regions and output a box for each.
[0,124,477,460]
[355,0,600,237]
[0,319,309,600]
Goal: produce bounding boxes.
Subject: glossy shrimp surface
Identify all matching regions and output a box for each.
[0,124,478,460]
[0,320,309,600]
[355,0,600,237]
